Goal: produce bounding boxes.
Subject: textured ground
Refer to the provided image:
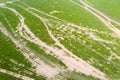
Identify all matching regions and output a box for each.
[0,0,120,80]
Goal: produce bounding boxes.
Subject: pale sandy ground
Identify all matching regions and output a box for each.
[20,3,108,80]
[0,68,34,80]
[0,6,65,79]
[70,0,120,38]
[71,0,120,60]
[1,0,120,80]
[49,10,60,15]
[0,1,108,80]
[0,23,63,79]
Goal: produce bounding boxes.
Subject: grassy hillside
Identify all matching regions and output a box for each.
[0,0,120,80]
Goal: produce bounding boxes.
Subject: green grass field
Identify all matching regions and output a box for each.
[0,0,120,80]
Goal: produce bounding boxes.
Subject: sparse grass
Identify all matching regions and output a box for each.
[0,0,120,80]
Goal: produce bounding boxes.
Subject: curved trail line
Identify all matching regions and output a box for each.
[14,3,108,80]
[23,3,114,44]
[19,1,115,45]
[70,0,120,60]
[20,1,113,36]
[23,10,108,80]
[0,1,108,80]
[81,0,120,26]
[0,0,18,7]
[0,6,63,79]
[0,23,62,79]
[70,0,120,38]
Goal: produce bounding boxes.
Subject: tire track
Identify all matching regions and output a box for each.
[70,0,120,59]
[70,0,120,38]
[0,7,63,79]
[0,68,34,80]
[0,1,112,80]
[13,3,109,80]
